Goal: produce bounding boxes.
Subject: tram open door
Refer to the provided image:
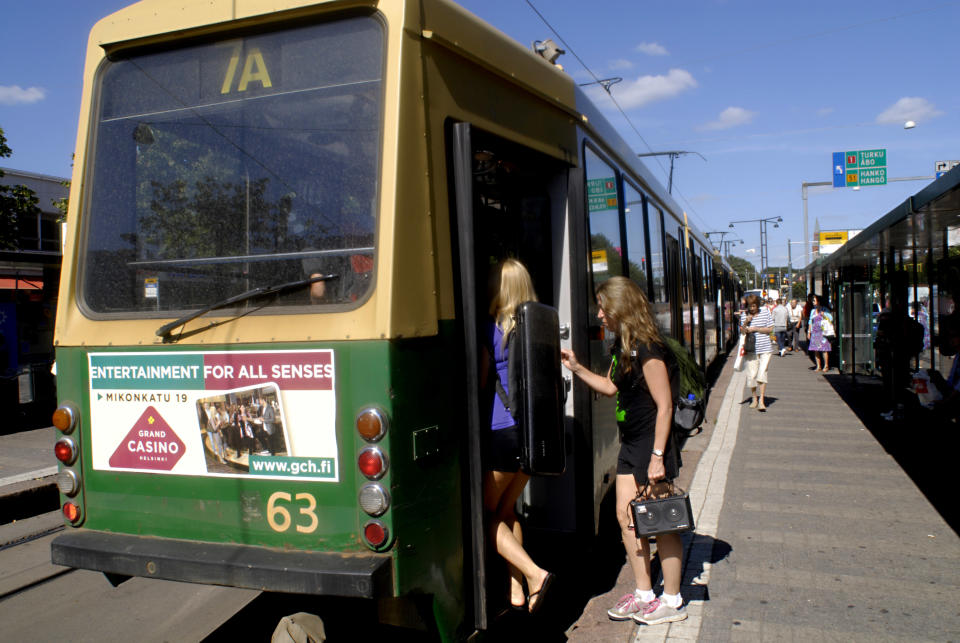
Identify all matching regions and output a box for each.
[448,122,580,629]
[839,281,874,374]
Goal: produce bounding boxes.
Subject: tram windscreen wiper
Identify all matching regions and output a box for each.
[155,274,338,341]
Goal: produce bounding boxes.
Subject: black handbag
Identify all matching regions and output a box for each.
[743,331,756,353]
[629,483,695,538]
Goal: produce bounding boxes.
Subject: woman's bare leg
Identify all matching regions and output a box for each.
[615,474,652,591]
[484,471,548,606]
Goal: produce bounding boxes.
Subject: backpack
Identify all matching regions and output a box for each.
[664,338,706,436]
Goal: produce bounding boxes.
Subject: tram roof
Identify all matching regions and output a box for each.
[806,166,960,273]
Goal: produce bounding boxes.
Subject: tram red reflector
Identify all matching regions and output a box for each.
[364,522,386,547]
[62,502,81,523]
[358,449,384,478]
[54,439,75,464]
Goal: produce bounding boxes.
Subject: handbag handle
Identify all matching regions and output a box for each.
[635,480,683,500]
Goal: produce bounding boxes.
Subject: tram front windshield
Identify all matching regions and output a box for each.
[80,16,383,316]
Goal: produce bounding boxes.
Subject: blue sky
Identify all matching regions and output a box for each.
[1,0,957,269]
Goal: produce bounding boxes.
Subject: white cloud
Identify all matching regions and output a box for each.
[0,85,46,106]
[875,97,943,124]
[614,69,697,109]
[637,42,669,56]
[608,58,634,71]
[700,106,756,130]
[817,107,834,116]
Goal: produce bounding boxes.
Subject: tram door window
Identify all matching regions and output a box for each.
[648,207,669,336]
[677,229,693,349]
[691,251,704,366]
[583,146,621,513]
[623,181,649,292]
[665,234,682,341]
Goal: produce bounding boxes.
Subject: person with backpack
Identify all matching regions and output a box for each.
[481,258,554,614]
[560,276,686,627]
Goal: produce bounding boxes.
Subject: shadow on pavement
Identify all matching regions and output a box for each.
[822,372,959,534]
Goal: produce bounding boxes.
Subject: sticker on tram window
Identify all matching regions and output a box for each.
[87,350,338,481]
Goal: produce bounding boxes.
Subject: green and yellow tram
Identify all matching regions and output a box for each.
[50,0,740,637]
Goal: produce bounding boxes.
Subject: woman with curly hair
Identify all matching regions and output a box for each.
[560,277,686,626]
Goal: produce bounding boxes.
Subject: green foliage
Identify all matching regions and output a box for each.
[0,126,42,250]
[665,337,705,399]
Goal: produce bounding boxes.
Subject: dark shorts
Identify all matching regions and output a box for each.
[485,426,522,472]
[616,431,680,486]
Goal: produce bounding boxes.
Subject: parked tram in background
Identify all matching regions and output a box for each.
[49,0,741,638]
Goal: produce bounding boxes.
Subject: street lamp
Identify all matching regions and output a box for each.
[636,150,706,194]
[721,237,744,257]
[728,216,782,271]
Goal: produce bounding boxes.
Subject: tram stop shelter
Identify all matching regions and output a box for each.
[802,165,960,384]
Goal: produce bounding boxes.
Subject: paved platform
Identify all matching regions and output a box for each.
[568,349,960,642]
[0,426,56,489]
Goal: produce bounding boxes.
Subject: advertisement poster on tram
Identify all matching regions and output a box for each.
[86,350,339,481]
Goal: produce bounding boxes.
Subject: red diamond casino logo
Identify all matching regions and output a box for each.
[109,406,185,470]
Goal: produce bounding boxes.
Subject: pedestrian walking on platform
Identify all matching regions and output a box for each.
[560,277,687,627]
[772,299,789,356]
[741,294,775,410]
[788,298,804,351]
[807,295,834,371]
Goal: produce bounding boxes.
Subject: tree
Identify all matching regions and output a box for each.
[726,254,757,288]
[0,127,41,250]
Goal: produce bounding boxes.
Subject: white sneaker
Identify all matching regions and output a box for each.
[633,598,687,625]
[780,348,786,357]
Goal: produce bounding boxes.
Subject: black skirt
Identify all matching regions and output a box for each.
[616,428,680,486]
[484,426,522,473]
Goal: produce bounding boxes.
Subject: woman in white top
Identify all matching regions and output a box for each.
[741,294,775,410]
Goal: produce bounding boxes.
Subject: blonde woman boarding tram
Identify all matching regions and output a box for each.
[560,277,687,626]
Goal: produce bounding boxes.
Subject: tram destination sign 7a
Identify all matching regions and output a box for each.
[833,149,886,187]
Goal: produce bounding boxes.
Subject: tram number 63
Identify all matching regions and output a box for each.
[267,491,319,533]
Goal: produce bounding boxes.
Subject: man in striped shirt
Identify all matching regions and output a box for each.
[741,294,775,411]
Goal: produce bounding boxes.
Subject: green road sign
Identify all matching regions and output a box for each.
[840,148,887,187]
[587,177,618,211]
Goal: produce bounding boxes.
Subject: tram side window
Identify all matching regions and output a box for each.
[648,207,666,302]
[584,147,623,286]
[80,17,384,315]
[623,181,648,293]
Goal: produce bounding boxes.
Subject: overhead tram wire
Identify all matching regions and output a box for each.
[523,0,712,235]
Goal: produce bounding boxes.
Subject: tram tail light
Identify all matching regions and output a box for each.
[363,520,388,548]
[356,407,387,442]
[358,483,390,516]
[56,469,80,497]
[62,502,82,523]
[54,437,78,465]
[357,446,387,479]
[52,404,78,434]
